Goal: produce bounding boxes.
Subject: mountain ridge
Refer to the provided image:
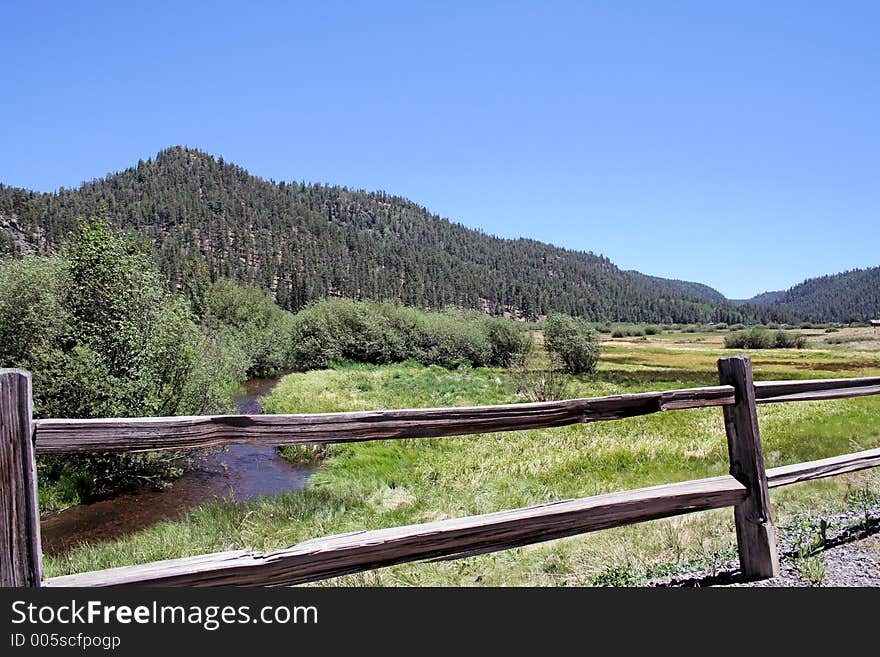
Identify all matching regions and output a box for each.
[731,290,787,307]
[744,268,880,323]
[1,147,876,323]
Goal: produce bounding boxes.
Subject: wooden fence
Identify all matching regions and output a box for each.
[2,355,879,587]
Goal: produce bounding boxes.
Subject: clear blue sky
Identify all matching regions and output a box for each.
[2,1,878,299]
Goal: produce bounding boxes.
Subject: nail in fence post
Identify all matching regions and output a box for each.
[717,355,780,580]
[0,369,42,587]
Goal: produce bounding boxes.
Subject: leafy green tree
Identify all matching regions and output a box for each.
[0,217,246,506]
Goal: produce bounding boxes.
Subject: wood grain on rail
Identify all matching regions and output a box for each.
[33,386,735,454]
[44,474,746,587]
[754,377,880,404]
[767,447,880,488]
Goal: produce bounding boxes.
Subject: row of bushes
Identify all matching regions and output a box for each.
[602,322,729,336]
[287,304,602,375]
[214,291,603,375]
[205,289,603,376]
[193,280,537,376]
[608,325,652,338]
[724,328,807,350]
[598,321,860,338]
[288,300,532,370]
[824,335,875,345]
[596,323,685,335]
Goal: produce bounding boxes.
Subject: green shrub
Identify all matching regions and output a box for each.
[591,562,645,587]
[485,317,533,367]
[610,324,646,338]
[724,328,774,349]
[644,325,660,335]
[543,313,601,374]
[724,327,805,349]
[203,279,296,377]
[423,311,492,368]
[773,330,807,349]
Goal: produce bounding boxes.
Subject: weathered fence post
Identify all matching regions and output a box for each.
[0,369,42,587]
[717,355,780,580]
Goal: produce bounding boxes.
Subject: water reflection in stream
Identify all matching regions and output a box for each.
[40,378,316,555]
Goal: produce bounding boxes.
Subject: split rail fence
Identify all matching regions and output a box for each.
[2,355,879,587]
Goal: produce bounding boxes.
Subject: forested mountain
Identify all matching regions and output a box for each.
[0,147,756,324]
[743,268,880,323]
[4,146,874,324]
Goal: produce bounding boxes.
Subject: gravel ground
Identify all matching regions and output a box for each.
[650,507,880,587]
[732,532,880,587]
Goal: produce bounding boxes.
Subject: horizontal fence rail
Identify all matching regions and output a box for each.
[45,475,748,587]
[33,377,880,456]
[33,386,735,455]
[766,447,880,488]
[754,376,880,404]
[2,356,880,588]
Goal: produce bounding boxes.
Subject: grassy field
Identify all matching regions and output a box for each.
[43,327,880,585]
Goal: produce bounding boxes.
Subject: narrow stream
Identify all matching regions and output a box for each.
[40,378,316,555]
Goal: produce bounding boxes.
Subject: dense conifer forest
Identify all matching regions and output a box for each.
[1,147,877,323]
[740,267,880,324]
[0,147,754,324]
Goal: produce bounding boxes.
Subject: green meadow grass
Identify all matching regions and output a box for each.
[43,341,880,585]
